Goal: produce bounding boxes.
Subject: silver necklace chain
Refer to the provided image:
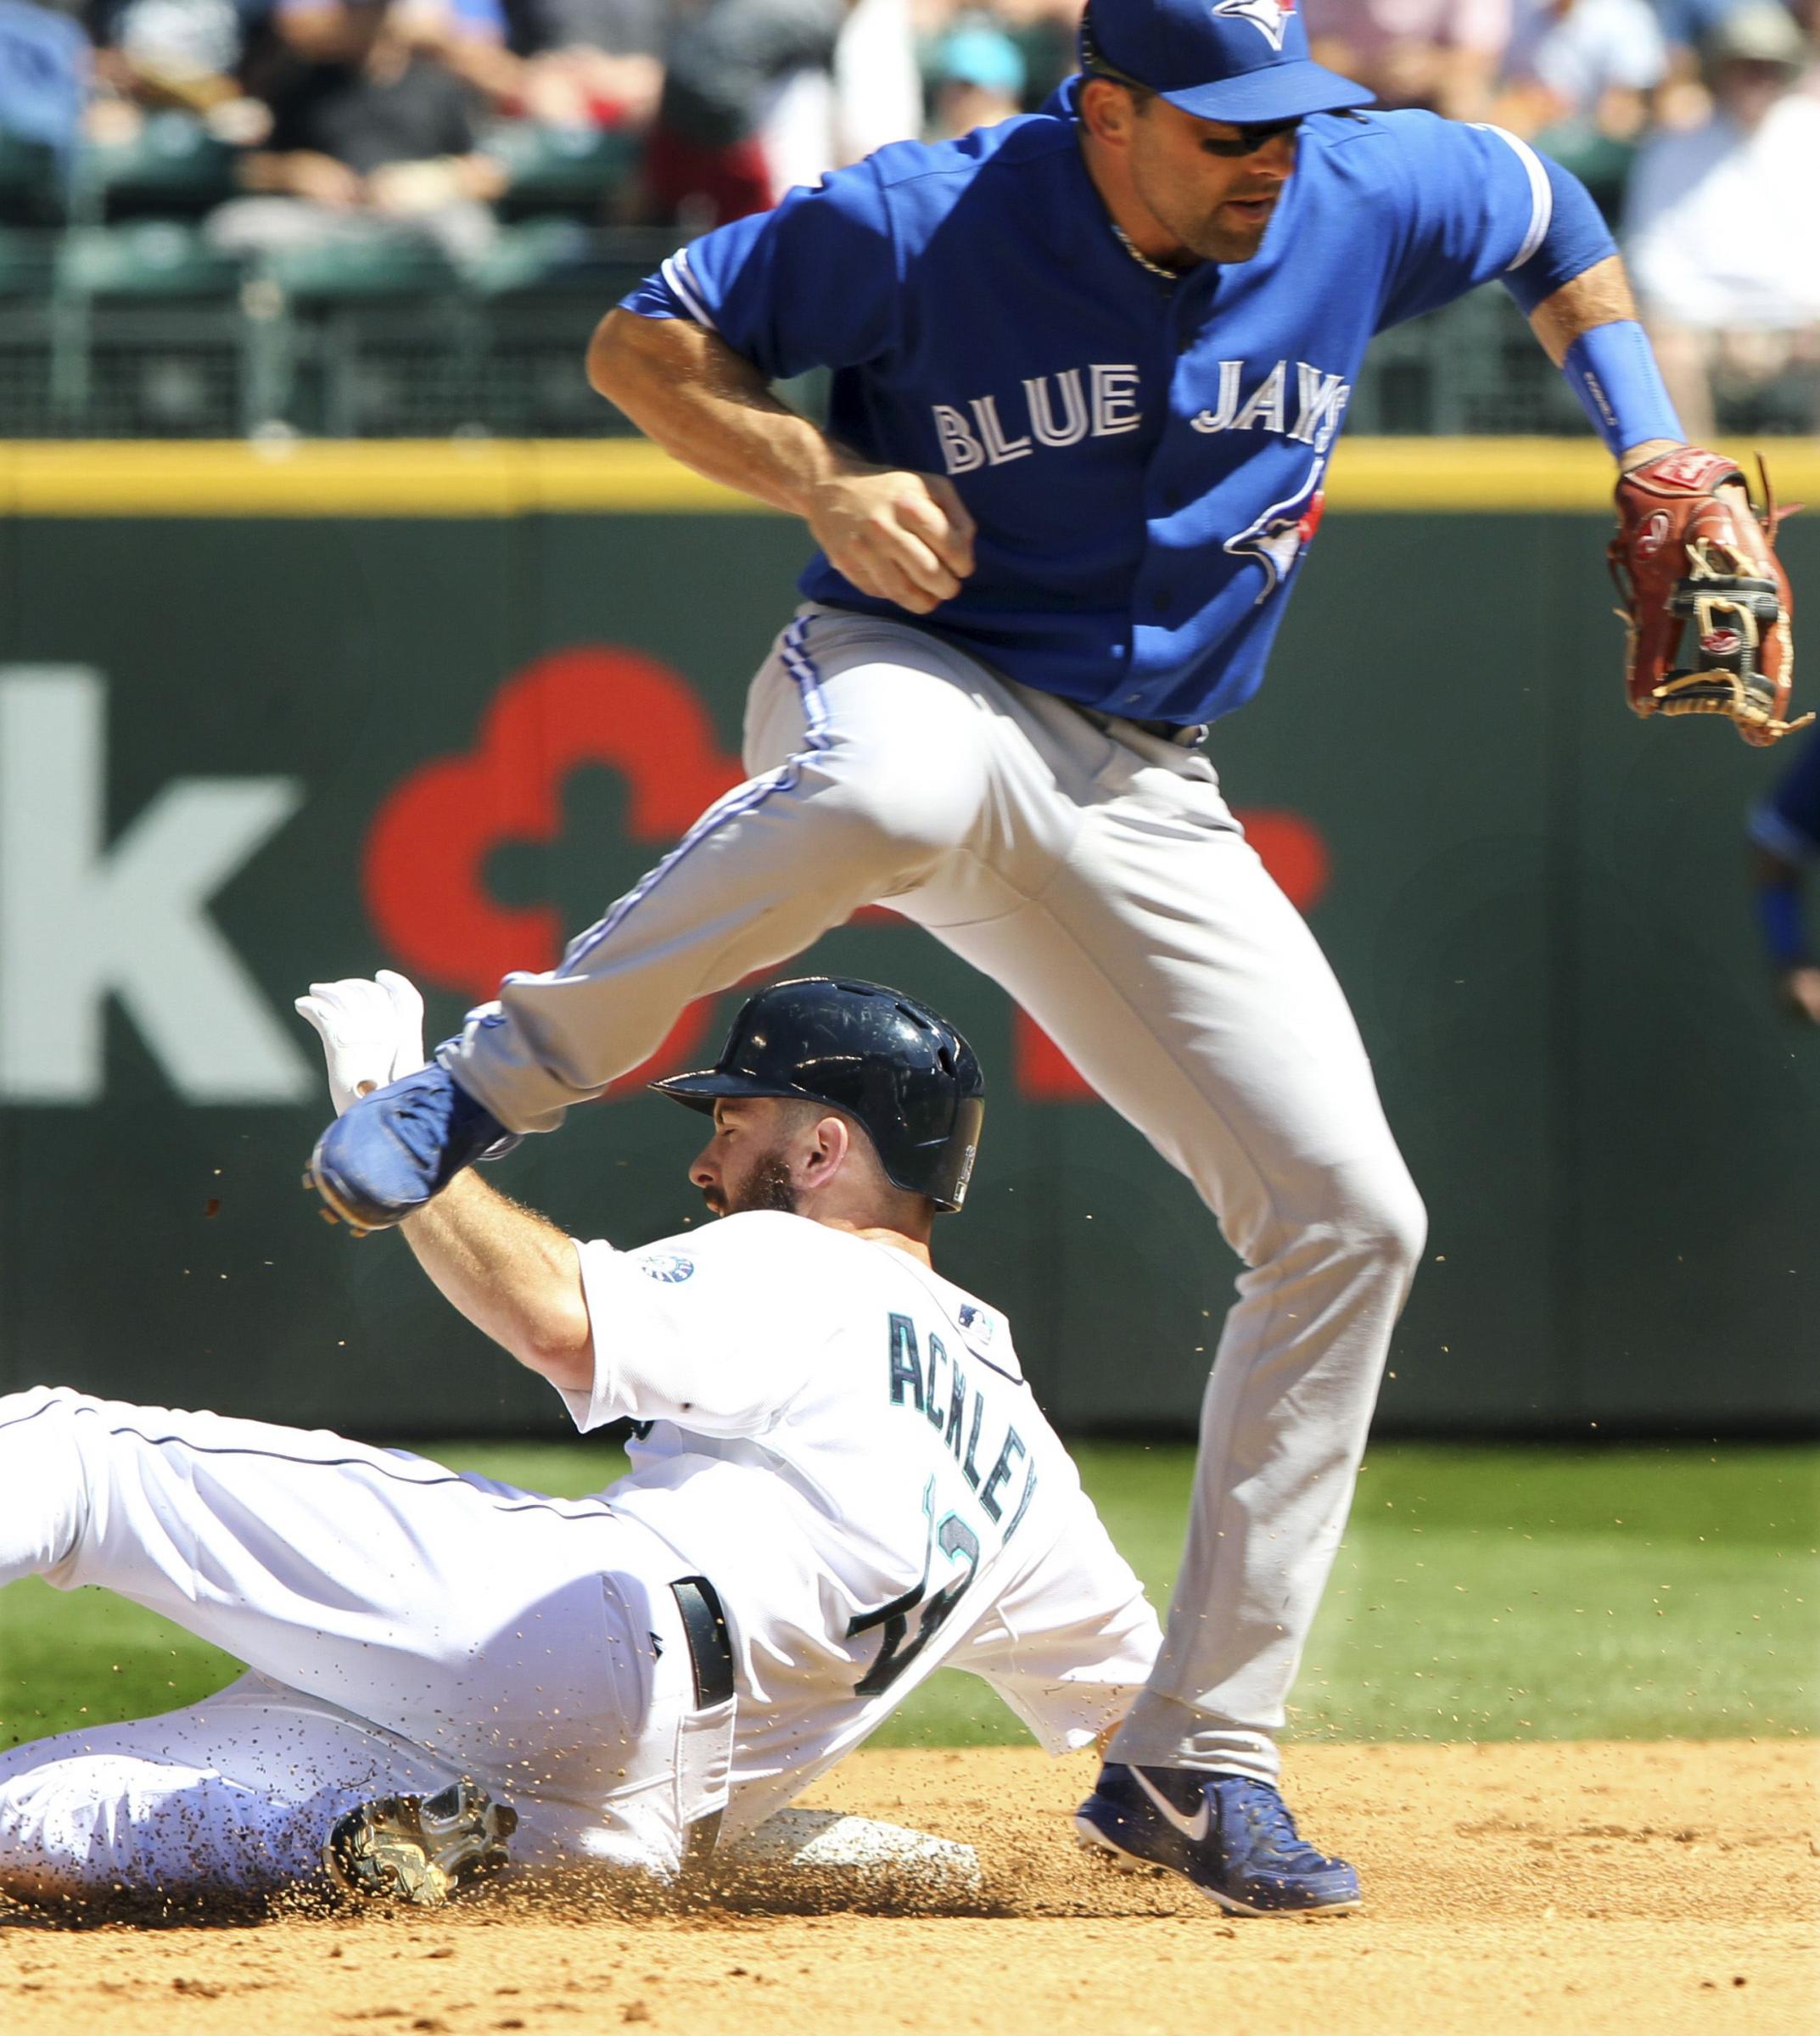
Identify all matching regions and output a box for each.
[1110,221,1181,282]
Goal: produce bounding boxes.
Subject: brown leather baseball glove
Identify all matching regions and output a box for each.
[1609,446,1806,747]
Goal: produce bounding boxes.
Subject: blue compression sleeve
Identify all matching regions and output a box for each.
[1561,320,1685,457]
[1503,154,1616,316]
[1500,155,1684,455]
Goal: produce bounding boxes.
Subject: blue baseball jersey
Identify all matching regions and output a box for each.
[1750,720,1820,864]
[621,93,1553,726]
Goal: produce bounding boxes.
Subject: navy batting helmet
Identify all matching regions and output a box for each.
[650,978,986,1211]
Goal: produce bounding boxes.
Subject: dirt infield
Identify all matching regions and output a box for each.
[3,1739,1815,2036]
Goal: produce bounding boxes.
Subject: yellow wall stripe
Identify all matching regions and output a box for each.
[0,438,1813,517]
[0,439,760,517]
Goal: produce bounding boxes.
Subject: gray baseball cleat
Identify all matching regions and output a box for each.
[323,1779,517,1906]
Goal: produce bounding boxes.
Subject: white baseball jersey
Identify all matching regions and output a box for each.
[563,1211,1161,1833]
[0,1211,1154,1897]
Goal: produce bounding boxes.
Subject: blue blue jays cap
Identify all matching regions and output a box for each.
[1082,0,1375,124]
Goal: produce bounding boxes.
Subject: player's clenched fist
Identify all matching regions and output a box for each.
[805,466,977,617]
[294,970,428,1116]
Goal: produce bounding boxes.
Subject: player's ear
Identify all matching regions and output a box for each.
[802,1111,851,1185]
[1078,77,1136,148]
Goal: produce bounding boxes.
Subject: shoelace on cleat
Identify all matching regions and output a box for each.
[1224,1783,1330,1866]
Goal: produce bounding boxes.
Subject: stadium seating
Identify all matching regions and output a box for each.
[0,221,52,433]
[77,114,237,224]
[53,222,249,435]
[0,130,62,227]
[57,220,240,296]
[464,221,665,436]
[485,123,642,222]
[246,236,456,437]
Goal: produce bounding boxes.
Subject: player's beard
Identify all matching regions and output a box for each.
[1166,193,1278,266]
[705,1148,800,1217]
[739,1153,800,1216]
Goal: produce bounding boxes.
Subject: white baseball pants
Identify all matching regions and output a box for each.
[0,1387,714,1899]
[446,604,1427,1783]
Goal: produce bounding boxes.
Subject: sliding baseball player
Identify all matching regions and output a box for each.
[0,975,1158,1910]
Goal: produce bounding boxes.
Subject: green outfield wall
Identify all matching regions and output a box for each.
[1,439,1816,1436]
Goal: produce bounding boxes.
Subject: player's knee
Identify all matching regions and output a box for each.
[1222,1157,1425,1311]
[0,1761,121,1898]
[805,759,980,878]
[1331,1161,1427,1289]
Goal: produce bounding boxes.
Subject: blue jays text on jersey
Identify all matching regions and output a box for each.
[622,92,1552,727]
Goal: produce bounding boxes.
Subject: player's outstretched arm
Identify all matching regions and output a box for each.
[401,1172,594,1390]
[1522,253,1681,474]
[585,306,975,617]
[295,970,593,1386]
[1497,151,1683,473]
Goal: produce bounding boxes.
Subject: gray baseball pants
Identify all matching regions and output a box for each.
[447,603,1426,1783]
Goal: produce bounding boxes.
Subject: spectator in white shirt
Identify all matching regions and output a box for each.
[1623,3,1820,432]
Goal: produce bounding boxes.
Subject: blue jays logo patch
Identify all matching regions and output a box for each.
[637,1252,696,1284]
[1224,456,1327,605]
[1211,0,1296,53]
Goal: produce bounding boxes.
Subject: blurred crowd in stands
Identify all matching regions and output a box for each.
[1311,0,1820,431]
[0,0,1815,430]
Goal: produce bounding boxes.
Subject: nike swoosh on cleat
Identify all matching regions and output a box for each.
[1128,1768,1211,1843]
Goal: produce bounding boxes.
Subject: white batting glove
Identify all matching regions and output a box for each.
[294,970,428,1116]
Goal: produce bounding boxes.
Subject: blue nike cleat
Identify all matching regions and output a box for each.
[1074,1763,1361,1916]
[307,1065,514,1233]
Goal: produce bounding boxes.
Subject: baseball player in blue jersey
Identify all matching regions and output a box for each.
[308,0,1789,1915]
[1749,724,1820,1023]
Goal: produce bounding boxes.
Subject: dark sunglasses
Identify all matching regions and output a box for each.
[1080,49,1305,158]
[1199,117,1302,157]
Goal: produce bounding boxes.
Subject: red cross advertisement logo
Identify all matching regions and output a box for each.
[362,650,1330,1102]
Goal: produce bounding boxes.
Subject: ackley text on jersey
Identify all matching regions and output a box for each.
[887,1312,1038,1536]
